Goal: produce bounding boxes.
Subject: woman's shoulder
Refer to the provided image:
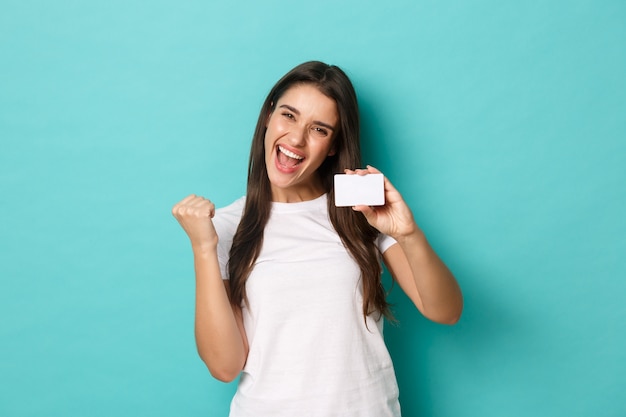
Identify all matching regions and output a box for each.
[213,196,245,231]
[216,196,246,215]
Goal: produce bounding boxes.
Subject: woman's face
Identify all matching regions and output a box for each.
[264,83,339,202]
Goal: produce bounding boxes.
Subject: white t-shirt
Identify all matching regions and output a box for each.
[213,194,401,417]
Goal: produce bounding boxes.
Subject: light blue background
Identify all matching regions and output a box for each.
[1,1,624,416]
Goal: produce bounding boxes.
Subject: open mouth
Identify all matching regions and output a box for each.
[277,145,304,169]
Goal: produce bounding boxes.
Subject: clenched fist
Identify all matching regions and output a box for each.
[172,194,219,249]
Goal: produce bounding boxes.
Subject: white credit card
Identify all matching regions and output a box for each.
[334,173,385,207]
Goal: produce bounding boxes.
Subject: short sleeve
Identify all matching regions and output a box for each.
[375,233,397,254]
[216,238,231,280]
[211,197,246,280]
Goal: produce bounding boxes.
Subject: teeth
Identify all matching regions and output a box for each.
[278,145,304,160]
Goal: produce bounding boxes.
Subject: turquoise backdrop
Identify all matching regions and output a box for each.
[1,1,624,416]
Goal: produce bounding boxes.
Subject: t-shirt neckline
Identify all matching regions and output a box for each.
[271,193,327,213]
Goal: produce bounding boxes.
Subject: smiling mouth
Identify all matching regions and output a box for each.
[277,145,304,168]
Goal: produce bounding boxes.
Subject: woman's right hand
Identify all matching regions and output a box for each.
[172,194,219,249]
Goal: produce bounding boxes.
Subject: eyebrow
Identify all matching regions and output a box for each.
[279,104,336,131]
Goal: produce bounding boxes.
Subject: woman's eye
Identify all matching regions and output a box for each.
[282,112,295,120]
[313,127,328,136]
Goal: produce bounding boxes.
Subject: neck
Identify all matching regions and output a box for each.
[270,182,326,203]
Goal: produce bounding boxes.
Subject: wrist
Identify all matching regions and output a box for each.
[394,228,427,246]
[192,242,218,257]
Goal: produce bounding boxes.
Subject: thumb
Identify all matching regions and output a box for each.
[352,205,377,223]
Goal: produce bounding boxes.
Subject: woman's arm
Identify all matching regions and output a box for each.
[382,233,462,324]
[172,195,248,381]
[348,167,463,324]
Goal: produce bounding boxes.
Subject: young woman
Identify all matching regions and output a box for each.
[172,61,463,417]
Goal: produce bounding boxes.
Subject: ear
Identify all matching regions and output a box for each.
[327,146,337,157]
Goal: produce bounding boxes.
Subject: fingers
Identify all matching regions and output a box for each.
[343,168,369,175]
[174,194,197,208]
[352,204,375,215]
[172,194,215,218]
[365,165,381,174]
[343,165,381,176]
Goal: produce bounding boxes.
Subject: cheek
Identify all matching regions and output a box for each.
[273,120,289,136]
[313,142,334,161]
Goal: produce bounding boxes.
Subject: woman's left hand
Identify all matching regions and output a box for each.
[346,166,419,239]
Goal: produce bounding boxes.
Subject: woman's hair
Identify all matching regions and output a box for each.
[228,61,391,321]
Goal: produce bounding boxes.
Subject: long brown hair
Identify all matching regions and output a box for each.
[228,61,391,321]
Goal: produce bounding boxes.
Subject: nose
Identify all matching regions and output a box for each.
[287,125,307,147]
